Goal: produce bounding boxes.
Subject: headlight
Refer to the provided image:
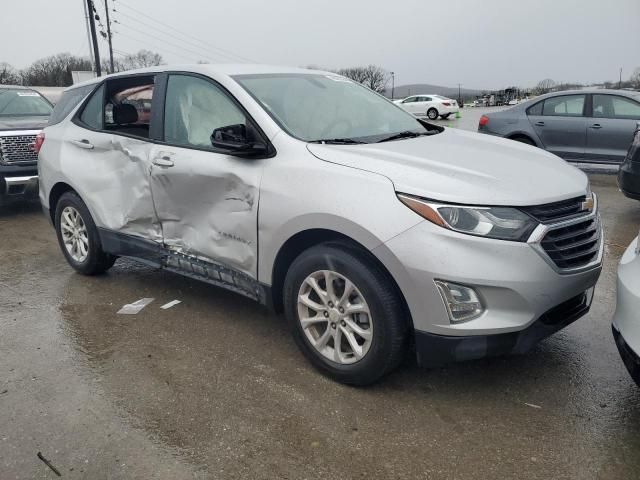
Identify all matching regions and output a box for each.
[398,193,538,242]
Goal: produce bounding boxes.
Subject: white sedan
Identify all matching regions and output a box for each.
[394,94,459,120]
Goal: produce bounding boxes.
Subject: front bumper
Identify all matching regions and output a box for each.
[0,165,38,200]
[417,290,592,367]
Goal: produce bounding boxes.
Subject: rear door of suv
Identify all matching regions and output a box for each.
[61,74,162,242]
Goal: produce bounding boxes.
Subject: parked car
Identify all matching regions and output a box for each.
[0,85,53,204]
[618,121,640,200]
[478,89,640,164]
[612,230,640,385]
[394,94,459,120]
[38,65,602,385]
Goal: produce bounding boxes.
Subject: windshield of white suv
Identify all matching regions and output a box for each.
[0,89,53,116]
[234,73,440,143]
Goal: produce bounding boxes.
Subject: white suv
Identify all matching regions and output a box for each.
[394,94,459,120]
[38,65,602,384]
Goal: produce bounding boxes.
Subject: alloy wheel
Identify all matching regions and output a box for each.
[297,270,373,364]
[60,206,89,263]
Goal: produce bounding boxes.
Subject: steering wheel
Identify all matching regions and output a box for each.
[317,118,353,139]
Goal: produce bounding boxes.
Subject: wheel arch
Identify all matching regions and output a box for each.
[507,131,540,147]
[267,228,414,331]
[48,181,78,224]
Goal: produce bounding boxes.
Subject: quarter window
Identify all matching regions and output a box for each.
[49,85,93,125]
[79,84,104,130]
[163,74,247,149]
[593,95,640,120]
[526,101,543,116]
[541,95,585,117]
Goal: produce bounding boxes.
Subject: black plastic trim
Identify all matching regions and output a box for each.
[612,325,640,386]
[414,292,591,368]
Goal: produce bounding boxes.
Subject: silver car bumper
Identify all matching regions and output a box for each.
[612,236,640,373]
[2,175,39,197]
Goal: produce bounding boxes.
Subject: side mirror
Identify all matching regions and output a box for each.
[210,124,267,156]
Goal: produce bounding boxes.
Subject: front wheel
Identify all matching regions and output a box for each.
[55,192,117,275]
[427,108,439,120]
[283,243,408,385]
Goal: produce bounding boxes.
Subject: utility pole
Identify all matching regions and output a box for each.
[391,72,395,100]
[86,0,102,76]
[104,0,114,73]
[82,0,94,68]
[619,68,622,89]
[458,83,462,104]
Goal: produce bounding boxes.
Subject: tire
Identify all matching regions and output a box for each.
[511,135,535,146]
[427,108,439,120]
[440,114,451,119]
[54,191,116,275]
[283,243,408,385]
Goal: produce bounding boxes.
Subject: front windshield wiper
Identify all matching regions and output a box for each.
[308,138,366,145]
[376,131,431,143]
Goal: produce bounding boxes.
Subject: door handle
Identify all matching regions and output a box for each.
[70,139,94,150]
[535,121,545,126]
[589,124,602,129]
[153,156,174,167]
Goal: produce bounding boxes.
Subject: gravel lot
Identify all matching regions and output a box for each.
[1,118,639,478]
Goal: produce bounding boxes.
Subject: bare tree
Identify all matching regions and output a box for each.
[21,54,93,86]
[0,62,21,85]
[335,65,389,93]
[119,50,164,70]
[535,78,556,95]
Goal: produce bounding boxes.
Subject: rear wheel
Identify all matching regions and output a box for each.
[283,243,408,385]
[55,192,116,275]
[427,108,439,120]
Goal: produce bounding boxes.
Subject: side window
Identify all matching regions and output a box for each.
[423,97,432,102]
[593,95,640,120]
[402,97,416,104]
[526,101,543,116]
[79,84,104,129]
[163,74,247,149]
[104,76,155,139]
[542,95,585,117]
[48,85,93,125]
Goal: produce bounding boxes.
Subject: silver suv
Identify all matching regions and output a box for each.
[39,65,603,384]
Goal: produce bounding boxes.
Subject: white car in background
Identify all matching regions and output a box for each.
[395,94,459,120]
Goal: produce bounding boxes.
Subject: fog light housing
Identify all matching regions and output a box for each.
[434,280,484,323]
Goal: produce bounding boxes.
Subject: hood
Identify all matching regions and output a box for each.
[0,116,49,131]
[307,128,589,206]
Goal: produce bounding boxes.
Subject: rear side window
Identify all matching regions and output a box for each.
[48,85,94,125]
[541,95,585,117]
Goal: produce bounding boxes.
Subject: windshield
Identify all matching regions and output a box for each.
[0,89,53,117]
[234,73,438,143]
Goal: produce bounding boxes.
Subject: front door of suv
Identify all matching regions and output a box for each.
[148,73,265,278]
[528,94,587,160]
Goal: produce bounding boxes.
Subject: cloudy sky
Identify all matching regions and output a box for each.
[1,0,638,89]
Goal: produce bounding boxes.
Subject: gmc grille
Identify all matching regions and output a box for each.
[0,134,38,165]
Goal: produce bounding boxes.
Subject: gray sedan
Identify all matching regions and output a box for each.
[478,89,640,164]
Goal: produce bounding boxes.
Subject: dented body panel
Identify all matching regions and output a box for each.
[148,144,264,277]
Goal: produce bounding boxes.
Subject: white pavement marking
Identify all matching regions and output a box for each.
[117,298,155,315]
[160,300,182,310]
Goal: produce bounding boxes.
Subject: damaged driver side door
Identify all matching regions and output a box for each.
[148,73,266,296]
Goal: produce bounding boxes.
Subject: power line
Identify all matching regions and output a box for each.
[113,9,238,63]
[114,0,255,63]
[116,22,213,62]
[116,30,201,63]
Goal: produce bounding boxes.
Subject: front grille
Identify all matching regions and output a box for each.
[541,217,600,269]
[521,196,588,223]
[0,134,38,165]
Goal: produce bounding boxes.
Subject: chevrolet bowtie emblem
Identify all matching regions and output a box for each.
[581,195,594,212]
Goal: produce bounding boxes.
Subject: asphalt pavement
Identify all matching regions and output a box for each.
[1,124,639,478]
